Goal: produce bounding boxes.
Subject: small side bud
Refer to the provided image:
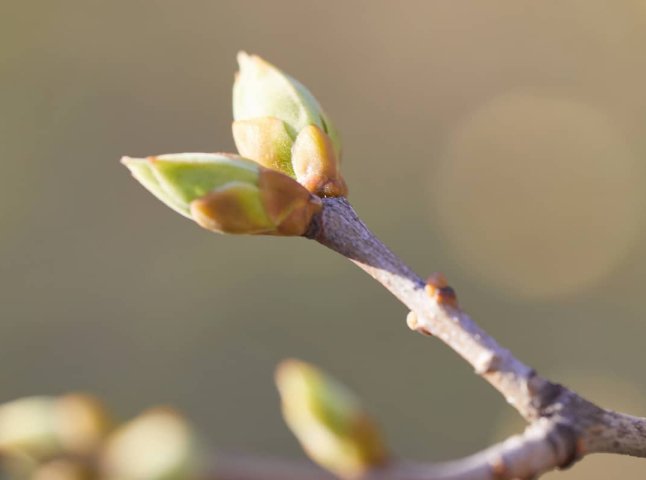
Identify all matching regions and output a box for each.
[406,311,419,330]
[291,125,348,197]
[474,351,500,375]
[425,272,459,308]
[275,359,388,479]
[100,408,202,480]
[406,311,432,336]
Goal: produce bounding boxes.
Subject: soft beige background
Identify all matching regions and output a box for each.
[2,1,646,477]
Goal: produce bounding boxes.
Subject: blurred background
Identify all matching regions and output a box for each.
[2,1,646,478]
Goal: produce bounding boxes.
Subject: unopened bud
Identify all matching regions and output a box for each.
[275,359,388,479]
[425,272,458,308]
[233,52,346,197]
[122,153,321,236]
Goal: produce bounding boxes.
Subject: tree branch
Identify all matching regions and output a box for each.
[210,420,584,480]
[295,196,646,478]
[306,197,550,419]
[197,197,646,480]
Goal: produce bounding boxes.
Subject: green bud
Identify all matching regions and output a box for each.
[275,360,388,479]
[0,394,111,461]
[100,408,202,480]
[122,153,322,236]
[232,52,347,197]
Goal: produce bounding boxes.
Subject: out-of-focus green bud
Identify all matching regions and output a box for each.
[56,394,112,455]
[100,408,202,480]
[232,52,347,197]
[0,394,111,461]
[275,360,388,479]
[0,397,59,460]
[122,153,322,236]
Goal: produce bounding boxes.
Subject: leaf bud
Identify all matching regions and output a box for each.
[232,52,346,197]
[275,359,388,479]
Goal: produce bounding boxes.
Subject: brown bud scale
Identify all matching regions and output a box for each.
[425,272,459,308]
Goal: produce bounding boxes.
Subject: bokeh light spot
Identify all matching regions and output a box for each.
[429,91,645,300]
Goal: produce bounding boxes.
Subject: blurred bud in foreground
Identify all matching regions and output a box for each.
[32,459,93,480]
[0,394,110,461]
[275,359,388,479]
[233,52,347,197]
[122,153,322,235]
[100,408,202,480]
